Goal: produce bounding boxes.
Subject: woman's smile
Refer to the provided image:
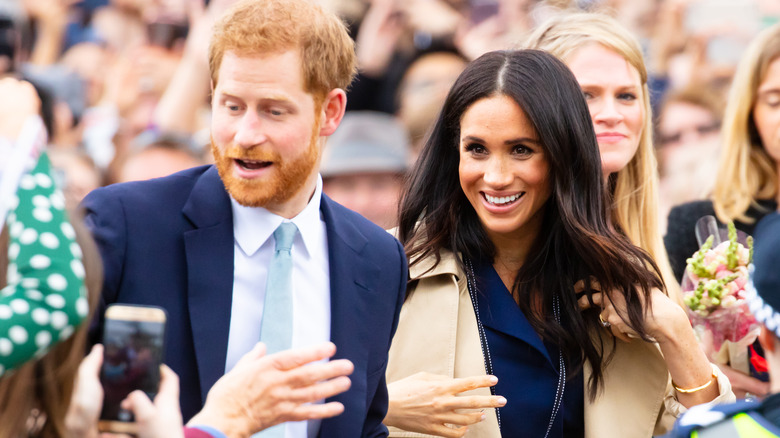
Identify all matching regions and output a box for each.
[458,94,551,238]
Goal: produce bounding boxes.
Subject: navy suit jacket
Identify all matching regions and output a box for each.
[82,165,407,437]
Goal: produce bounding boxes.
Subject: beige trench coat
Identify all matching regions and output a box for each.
[386,250,734,438]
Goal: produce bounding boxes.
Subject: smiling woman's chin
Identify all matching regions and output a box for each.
[600,153,634,176]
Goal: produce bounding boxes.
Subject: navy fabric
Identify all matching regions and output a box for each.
[472,259,584,438]
[82,165,408,437]
[754,212,780,313]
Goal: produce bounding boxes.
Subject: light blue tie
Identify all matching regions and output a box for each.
[260,222,297,355]
[254,222,297,438]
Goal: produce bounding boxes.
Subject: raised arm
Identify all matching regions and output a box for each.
[0,78,88,376]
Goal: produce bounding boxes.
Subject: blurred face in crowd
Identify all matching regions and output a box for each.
[48,149,101,209]
[566,43,644,176]
[753,57,780,166]
[458,95,551,242]
[323,172,404,229]
[657,101,720,175]
[211,50,322,218]
[658,101,720,149]
[398,52,467,153]
[117,146,202,183]
[658,101,720,175]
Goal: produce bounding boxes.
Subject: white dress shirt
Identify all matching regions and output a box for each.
[225,176,331,438]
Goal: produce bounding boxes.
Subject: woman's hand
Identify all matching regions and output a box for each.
[577,281,722,407]
[65,343,186,438]
[119,365,185,438]
[65,344,104,438]
[385,372,506,438]
[577,282,688,343]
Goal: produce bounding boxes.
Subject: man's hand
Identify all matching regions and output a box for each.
[187,342,353,437]
[717,363,770,399]
[384,372,506,438]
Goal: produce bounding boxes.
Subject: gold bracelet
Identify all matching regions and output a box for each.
[672,371,717,394]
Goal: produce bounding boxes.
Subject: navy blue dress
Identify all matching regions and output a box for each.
[472,259,584,438]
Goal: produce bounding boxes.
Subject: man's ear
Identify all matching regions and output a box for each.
[759,325,776,354]
[318,89,347,137]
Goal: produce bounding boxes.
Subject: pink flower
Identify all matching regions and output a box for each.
[716,270,733,280]
[704,249,719,266]
[721,295,737,307]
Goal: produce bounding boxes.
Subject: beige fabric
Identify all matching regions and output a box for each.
[386,250,734,438]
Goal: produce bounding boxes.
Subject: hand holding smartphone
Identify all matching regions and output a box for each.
[99,304,167,434]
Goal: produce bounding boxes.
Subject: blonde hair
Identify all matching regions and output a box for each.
[525,12,679,299]
[209,0,357,103]
[712,23,780,223]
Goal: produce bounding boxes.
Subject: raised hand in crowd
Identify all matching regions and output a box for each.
[153,0,239,134]
[65,344,185,438]
[0,77,40,140]
[187,342,354,437]
[21,0,78,66]
[65,345,103,438]
[119,364,185,438]
[384,372,506,438]
[354,0,407,78]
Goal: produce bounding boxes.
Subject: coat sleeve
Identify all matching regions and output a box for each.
[362,238,408,438]
[81,185,128,343]
[654,363,736,435]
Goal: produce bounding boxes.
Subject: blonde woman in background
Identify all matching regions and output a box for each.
[666,22,780,399]
[524,12,679,301]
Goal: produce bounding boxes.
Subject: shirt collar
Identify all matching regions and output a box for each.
[231,175,324,257]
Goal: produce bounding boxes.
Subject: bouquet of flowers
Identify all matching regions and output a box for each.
[682,220,759,353]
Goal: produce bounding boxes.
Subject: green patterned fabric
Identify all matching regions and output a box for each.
[0,152,87,376]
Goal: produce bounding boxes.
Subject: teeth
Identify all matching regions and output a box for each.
[485,193,522,205]
[237,159,269,170]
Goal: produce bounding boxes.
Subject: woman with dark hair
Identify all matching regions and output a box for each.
[384,50,732,438]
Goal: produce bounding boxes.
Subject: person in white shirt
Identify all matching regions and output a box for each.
[81,0,408,437]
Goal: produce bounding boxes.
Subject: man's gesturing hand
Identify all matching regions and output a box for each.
[187,342,353,438]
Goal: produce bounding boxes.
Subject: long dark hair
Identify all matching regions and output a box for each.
[398,49,663,398]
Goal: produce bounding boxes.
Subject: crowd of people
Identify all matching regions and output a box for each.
[2,0,780,437]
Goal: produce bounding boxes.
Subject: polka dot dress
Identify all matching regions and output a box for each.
[0,152,87,376]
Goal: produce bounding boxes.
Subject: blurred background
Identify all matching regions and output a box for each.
[1,0,777,229]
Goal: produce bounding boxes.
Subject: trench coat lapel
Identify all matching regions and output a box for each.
[584,331,668,438]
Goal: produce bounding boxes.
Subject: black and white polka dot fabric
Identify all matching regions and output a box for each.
[0,152,87,376]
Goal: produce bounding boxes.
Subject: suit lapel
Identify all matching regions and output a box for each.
[182,167,235,402]
[318,196,380,437]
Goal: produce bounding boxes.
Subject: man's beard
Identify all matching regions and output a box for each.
[211,125,321,208]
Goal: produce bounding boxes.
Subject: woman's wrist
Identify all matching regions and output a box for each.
[647,295,690,344]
